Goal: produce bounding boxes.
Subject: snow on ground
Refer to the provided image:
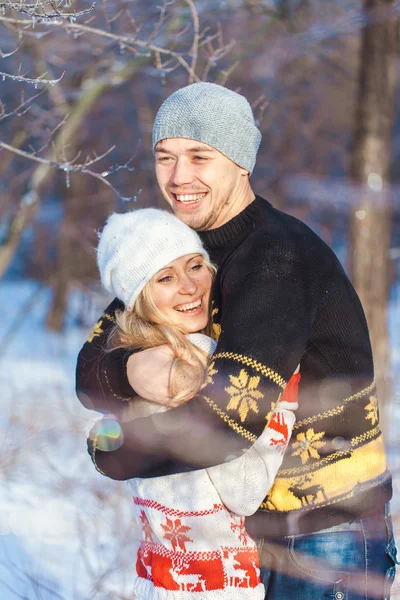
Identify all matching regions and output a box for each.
[0,281,138,599]
[0,279,399,598]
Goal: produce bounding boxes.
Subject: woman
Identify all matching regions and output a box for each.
[89,208,299,599]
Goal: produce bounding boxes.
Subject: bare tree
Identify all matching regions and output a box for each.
[0,0,241,331]
[1,0,400,338]
[349,0,399,401]
[0,0,235,283]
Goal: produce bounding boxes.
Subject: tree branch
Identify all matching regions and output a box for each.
[0,14,202,81]
[185,0,200,84]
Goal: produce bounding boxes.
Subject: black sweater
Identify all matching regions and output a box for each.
[76,196,392,536]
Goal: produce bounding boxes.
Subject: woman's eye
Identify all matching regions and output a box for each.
[158,275,172,283]
[190,264,202,272]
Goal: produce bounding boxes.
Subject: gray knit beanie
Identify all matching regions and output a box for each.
[97,209,209,311]
[152,82,262,175]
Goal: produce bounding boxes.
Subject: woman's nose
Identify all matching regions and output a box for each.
[178,274,197,295]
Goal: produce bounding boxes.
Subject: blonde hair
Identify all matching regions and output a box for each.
[107,260,216,405]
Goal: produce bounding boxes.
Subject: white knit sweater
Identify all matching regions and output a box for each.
[128,405,295,600]
[88,335,298,598]
[124,335,299,599]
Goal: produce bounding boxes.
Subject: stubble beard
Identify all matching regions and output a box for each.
[178,207,218,232]
[176,195,233,232]
[164,183,235,231]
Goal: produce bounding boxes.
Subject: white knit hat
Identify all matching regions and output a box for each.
[97,209,209,310]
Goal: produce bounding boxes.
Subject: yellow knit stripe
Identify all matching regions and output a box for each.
[213,352,286,389]
[202,395,258,443]
[87,313,116,343]
[103,313,116,323]
[279,448,357,477]
[293,380,376,430]
[103,368,134,403]
[344,380,376,403]
[259,434,386,512]
[90,433,107,477]
[351,425,382,447]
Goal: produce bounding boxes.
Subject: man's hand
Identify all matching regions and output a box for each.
[126,345,174,405]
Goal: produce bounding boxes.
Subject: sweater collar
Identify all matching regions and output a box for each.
[199,196,270,249]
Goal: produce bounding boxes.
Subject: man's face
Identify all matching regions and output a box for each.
[154,138,249,231]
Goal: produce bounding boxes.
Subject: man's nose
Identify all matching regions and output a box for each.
[170,159,192,186]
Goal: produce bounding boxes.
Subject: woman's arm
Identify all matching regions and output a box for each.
[207,408,295,516]
[206,373,299,516]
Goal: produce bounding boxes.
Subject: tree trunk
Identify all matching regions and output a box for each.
[349,0,399,403]
[46,274,69,331]
[46,172,94,332]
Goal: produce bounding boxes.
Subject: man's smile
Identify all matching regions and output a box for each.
[170,191,208,208]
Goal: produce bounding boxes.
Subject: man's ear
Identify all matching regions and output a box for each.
[239,167,250,177]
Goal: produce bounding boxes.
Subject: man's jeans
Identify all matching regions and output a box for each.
[258,504,398,599]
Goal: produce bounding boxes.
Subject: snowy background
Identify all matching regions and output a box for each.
[0,282,140,599]
[1,0,399,596]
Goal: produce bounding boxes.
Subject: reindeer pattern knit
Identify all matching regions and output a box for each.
[130,471,265,599]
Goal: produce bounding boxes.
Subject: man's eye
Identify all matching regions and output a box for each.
[193,156,207,161]
[157,156,172,162]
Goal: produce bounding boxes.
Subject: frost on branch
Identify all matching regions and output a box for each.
[0,69,64,87]
[0,0,95,21]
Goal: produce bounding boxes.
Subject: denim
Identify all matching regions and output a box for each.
[258,504,398,599]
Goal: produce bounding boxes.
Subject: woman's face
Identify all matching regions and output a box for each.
[148,253,212,333]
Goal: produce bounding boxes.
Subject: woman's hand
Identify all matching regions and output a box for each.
[126,345,174,405]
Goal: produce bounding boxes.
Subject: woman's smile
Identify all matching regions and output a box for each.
[174,296,203,313]
[149,254,212,333]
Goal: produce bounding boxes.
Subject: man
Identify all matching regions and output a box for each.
[76,83,396,598]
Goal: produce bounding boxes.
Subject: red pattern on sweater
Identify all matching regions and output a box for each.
[134,496,225,517]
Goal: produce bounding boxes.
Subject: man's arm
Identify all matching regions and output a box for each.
[76,298,136,416]
[87,401,250,479]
